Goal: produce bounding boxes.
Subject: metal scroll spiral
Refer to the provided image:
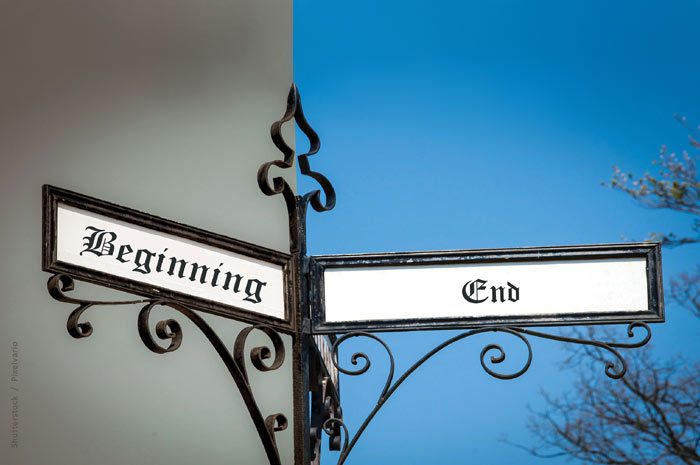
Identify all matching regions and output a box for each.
[325,324,651,465]
[48,273,289,465]
[310,375,344,465]
[257,84,336,225]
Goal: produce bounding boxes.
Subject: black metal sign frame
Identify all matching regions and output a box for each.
[310,243,664,334]
[43,184,295,333]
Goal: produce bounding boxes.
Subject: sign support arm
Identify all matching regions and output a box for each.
[321,323,652,465]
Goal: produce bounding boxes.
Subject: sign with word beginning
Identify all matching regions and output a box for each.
[310,244,663,333]
[43,186,292,331]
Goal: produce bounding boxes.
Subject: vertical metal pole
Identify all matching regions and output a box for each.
[259,83,336,465]
[292,197,311,465]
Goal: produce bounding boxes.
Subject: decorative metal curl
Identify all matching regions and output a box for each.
[478,329,533,379]
[325,323,651,465]
[323,418,349,454]
[233,324,286,379]
[48,274,155,339]
[258,83,336,216]
[265,413,289,434]
[48,274,289,465]
[516,322,651,379]
[258,84,336,254]
[310,374,344,464]
[331,332,395,402]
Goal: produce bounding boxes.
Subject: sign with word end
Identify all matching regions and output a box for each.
[310,244,663,333]
[43,185,293,331]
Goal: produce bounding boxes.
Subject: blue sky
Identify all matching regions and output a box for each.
[294,1,700,464]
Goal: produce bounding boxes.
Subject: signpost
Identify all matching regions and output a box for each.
[42,85,664,465]
[311,244,663,333]
[43,185,293,331]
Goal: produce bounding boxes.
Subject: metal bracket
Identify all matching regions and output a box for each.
[47,273,289,465]
[319,323,652,465]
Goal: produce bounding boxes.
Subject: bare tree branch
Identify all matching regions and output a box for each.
[520,122,700,464]
[522,342,700,465]
[670,267,700,319]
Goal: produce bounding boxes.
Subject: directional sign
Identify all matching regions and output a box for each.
[310,244,663,333]
[43,185,293,331]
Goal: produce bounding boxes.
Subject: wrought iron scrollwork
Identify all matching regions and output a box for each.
[258,83,336,216]
[48,274,155,338]
[48,273,289,465]
[309,376,344,461]
[516,323,651,379]
[309,338,344,465]
[324,323,652,465]
[257,83,336,253]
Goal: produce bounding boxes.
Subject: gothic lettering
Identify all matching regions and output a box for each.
[116,244,133,263]
[244,279,267,304]
[76,226,269,305]
[463,278,520,304]
[133,249,156,274]
[156,248,169,272]
[189,263,209,284]
[507,281,519,302]
[462,279,488,303]
[223,272,243,292]
[168,258,188,278]
[81,227,117,257]
[491,285,505,303]
[210,263,224,287]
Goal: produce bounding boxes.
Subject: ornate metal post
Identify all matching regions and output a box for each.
[257,83,336,465]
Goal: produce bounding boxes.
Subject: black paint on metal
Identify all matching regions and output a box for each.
[258,83,335,255]
[47,273,289,465]
[323,322,652,465]
[42,184,295,333]
[258,83,339,465]
[310,243,664,334]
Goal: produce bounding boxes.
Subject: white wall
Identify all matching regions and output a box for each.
[0,1,295,464]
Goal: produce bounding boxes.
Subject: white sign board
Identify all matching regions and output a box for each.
[44,186,292,330]
[311,244,663,333]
